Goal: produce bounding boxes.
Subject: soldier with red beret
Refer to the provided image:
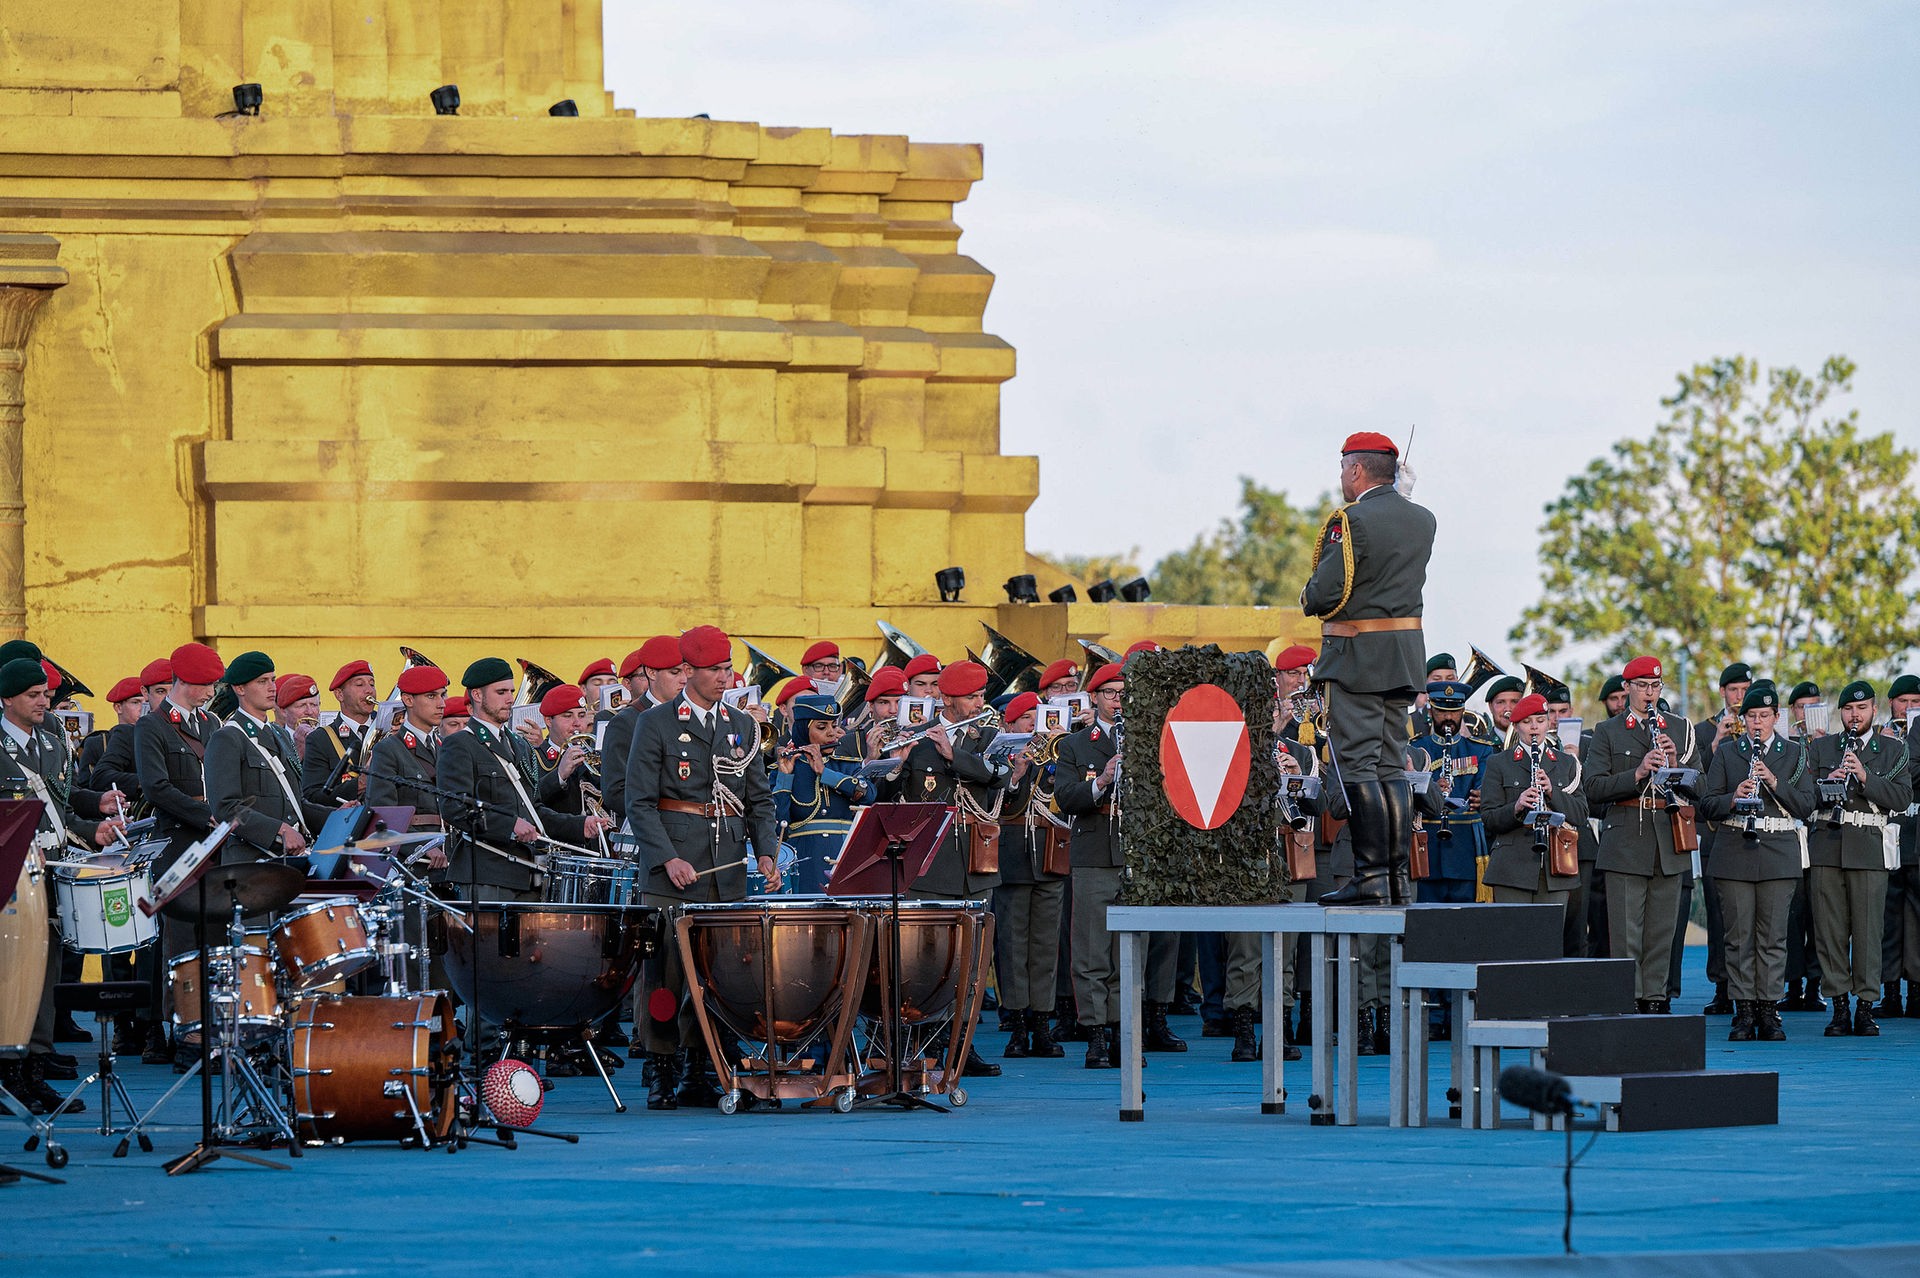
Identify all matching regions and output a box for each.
[989,691,1068,1060]
[903,653,943,699]
[1303,432,1437,907]
[855,667,910,759]
[367,663,453,838]
[77,675,148,795]
[442,695,471,735]
[140,657,173,715]
[600,636,688,838]
[273,673,323,760]
[798,641,843,685]
[578,658,619,715]
[533,684,597,816]
[302,658,381,807]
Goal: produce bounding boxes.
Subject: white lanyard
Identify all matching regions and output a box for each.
[480,726,547,839]
[242,727,309,836]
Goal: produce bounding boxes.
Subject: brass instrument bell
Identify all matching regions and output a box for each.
[741,643,798,697]
[1460,645,1509,693]
[875,620,931,671]
[46,658,92,701]
[978,624,1044,699]
[515,658,566,706]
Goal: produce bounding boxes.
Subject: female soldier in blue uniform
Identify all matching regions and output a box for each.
[772,693,873,894]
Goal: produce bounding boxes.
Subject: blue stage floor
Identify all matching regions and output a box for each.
[7,947,1919,1277]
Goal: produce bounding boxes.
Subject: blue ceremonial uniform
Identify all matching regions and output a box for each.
[1410,727,1495,902]
[772,747,871,894]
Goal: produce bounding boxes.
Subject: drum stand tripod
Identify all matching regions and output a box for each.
[28,979,156,1163]
[857,834,946,1113]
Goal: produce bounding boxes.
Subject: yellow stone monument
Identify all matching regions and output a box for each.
[0,1,1307,696]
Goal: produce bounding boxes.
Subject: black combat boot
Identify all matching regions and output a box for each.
[1028,1009,1064,1058]
[1757,1001,1787,1041]
[1293,993,1313,1045]
[961,1042,1002,1077]
[1647,998,1671,1015]
[1906,982,1920,1019]
[1355,1007,1381,1057]
[675,1046,720,1108]
[1874,987,1903,1019]
[646,1053,679,1109]
[1704,981,1735,1015]
[1854,997,1880,1037]
[1003,1009,1031,1059]
[1321,781,1391,905]
[1054,995,1088,1042]
[1229,1006,1260,1063]
[1144,1002,1188,1052]
[1726,1000,1756,1041]
[1774,979,1799,1011]
[1381,775,1415,905]
[1083,1024,1112,1070]
[53,1012,92,1043]
[19,1058,79,1115]
[1824,992,1851,1037]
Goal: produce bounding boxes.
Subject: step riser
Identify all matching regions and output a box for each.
[1543,1015,1707,1075]
[1401,903,1564,964]
[1613,1071,1779,1131]
[1474,960,1636,1019]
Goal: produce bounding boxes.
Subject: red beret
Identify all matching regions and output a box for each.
[578,658,615,683]
[1003,691,1040,723]
[1273,644,1317,673]
[330,660,374,691]
[864,668,907,701]
[800,641,839,666]
[170,642,224,685]
[1086,663,1124,693]
[539,684,585,716]
[937,660,988,697]
[1622,656,1662,682]
[680,626,732,669]
[620,634,683,677]
[397,665,449,696]
[1511,693,1549,723]
[902,654,942,680]
[1038,659,1078,691]
[1342,431,1398,457]
[39,660,61,691]
[106,676,145,705]
[443,695,470,718]
[140,658,173,688]
[774,676,814,707]
[1124,640,1159,657]
[275,673,321,709]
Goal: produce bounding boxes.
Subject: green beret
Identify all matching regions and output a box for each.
[1889,674,1920,700]
[1483,675,1524,700]
[222,650,275,687]
[1740,681,1777,714]
[463,656,514,689]
[1720,662,1753,688]
[1788,681,1821,704]
[1426,653,1456,675]
[1599,674,1625,703]
[1839,680,1875,707]
[0,640,42,666]
[0,657,48,699]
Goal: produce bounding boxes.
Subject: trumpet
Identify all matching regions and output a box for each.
[564,731,601,773]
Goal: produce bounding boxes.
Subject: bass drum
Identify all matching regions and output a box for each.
[1,851,48,1053]
[289,992,458,1144]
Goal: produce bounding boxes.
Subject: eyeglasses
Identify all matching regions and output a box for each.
[1627,679,1663,691]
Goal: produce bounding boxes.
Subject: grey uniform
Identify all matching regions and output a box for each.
[438,721,589,900]
[875,722,1006,900]
[366,726,442,829]
[1585,706,1697,1001]
[1698,735,1816,1001]
[1224,736,1324,1015]
[204,714,335,862]
[1482,738,1590,916]
[301,718,376,807]
[1886,744,1920,992]
[1805,730,1912,1001]
[991,760,1066,1015]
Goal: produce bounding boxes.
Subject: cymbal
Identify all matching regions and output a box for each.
[347,831,441,851]
[159,860,307,923]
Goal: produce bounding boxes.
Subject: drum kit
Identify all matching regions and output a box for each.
[677,896,993,1114]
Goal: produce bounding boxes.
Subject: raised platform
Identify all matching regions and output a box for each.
[4,947,1918,1276]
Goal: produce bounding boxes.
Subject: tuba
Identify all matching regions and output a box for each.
[741,643,799,698]
[45,659,92,701]
[515,659,566,706]
[874,620,930,671]
[833,655,871,717]
[1078,638,1123,683]
[977,625,1044,700]
[1461,645,1509,694]
[390,645,438,700]
[1521,662,1568,702]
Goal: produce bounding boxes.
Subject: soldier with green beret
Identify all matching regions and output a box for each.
[1778,680,1829,1010]
[1878,673,1920,1018]
[204,650,335,861]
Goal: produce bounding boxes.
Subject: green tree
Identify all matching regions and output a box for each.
[1150,477,1337,606]
[1047,551,1144,587]
[1511,355,1918,714]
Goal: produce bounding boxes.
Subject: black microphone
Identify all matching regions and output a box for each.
[1498,1065,1575,1117]
[321,743,354,796]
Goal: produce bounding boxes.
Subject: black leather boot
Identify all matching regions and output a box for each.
[1704,981,1735,1015]
[1083,1024,1112,1069]
[1028,1008,1063,1058]
[961,1042,1002,1077]
[1321,781,1391,905]
[1906,983,1920,1018]
[675,1046,720,1107]
[1144,1002,1187,1052]
[646,1053,679,1109]
[1294,993,1313,1045]
[1757,1001,1786,1041]
[1003,1009,1031,1059]
[1874,987,1903,1018]
[54,1012,92,1043]
[1229,1006,1260,1063]
[1647,998,1671,1015]
[1381,775,1415,905]
[1789,980,1826,1013]
[19,1058,78,1115]
[1824,992,1851,1037]
[1355,1007,1381,1057]
[1854,997,1880,1037]
[1054,995,1088,1042]
[1774,979,1799,1011]
[1726,1000,1756,1041]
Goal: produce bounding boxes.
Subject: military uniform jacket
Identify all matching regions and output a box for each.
[598,699,651,826]
[0,722,103,851]
[133,702,216,857]
[1895,742,1920,869]
[205,715,336,861]
[1585,707,1696,877]
[366,726,441,826]
[1805,730,1912,870]
[301,717,377,807]
[1697,735,1816,882]
[1481,739,1589,893]
[1055,721,1123,870]
[875,721,1005,898]
[1410,729,1494,880]
[438,720,590,894]
[1299,484,1437,696]
[623,694,779,903]
[994,759,1063,887]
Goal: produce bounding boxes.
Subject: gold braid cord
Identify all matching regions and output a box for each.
[1308,505,1358,617]
[711,713,762,823]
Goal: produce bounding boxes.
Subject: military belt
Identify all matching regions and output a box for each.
[1321,617,1423,638]
[1840,810,1887,830]
[1722,817,1796,834]
[657,799,724,818]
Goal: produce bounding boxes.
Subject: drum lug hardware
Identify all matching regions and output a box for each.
[292,1067,335,1078]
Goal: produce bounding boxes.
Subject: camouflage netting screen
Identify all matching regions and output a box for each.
[1119,646,1284,906]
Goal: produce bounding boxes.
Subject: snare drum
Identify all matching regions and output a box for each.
[50,849,158,954]
[169,944,281,1043]
[289,992,458,1144]
[273,898,375,992]
[545,854,638,906]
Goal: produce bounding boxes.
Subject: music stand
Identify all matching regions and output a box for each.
[828,803,953,1112]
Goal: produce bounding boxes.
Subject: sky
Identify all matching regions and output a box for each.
[603,2,1919,680]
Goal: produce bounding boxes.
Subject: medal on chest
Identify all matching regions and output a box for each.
[923,770,938,794]
[677,758,692,781]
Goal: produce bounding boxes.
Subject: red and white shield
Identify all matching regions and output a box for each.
[1158,684,1252,830]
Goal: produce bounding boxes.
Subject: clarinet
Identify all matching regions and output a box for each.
[1526,739,1551,852]
[1434,721,1457,839]
[1736,739,1764,840]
